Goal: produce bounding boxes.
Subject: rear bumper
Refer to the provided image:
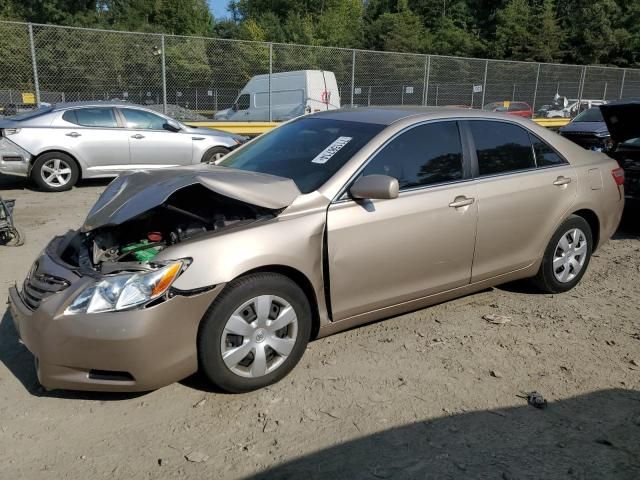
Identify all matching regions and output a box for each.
[8,260,223,392]
[0,137,31,177]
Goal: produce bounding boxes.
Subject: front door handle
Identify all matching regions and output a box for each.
[553,176,572,186]
[131,134,145,139]
[65,132,81,137]
[449,196,475,208]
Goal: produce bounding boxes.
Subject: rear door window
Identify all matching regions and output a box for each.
[361,121,464,189]
[63,108,118,128]
[120,108,166,130]
[469,120,536,176]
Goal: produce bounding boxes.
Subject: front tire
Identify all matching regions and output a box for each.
[31,152,79,192]
[198,272,311,393]
[533,215,593,293]
[201,146,230,164]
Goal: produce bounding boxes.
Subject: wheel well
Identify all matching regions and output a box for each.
[242,265,321,340]
[32,150,82,180]
[572,209,600,250]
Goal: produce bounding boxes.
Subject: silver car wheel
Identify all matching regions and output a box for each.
[212,152,226,161]
[41,158,73,188]
[220,295,298,378]
[553,228,587,283]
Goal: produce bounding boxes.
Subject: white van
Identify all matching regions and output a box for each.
[214,70,341,121]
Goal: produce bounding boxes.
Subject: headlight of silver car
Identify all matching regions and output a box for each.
[64,260,187,315]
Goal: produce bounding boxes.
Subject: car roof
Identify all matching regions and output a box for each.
[49,101,148,111]
[310,106,535,126]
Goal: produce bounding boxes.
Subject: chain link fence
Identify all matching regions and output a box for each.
[1,20,638,120]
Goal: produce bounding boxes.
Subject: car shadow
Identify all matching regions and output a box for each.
[0,174,111,192]
[246,388,640,479]
[0,308,146,401]
[613,208,640,240]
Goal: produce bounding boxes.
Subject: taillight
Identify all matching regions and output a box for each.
[611,167,625,186]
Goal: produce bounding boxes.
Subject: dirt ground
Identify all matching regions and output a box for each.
[1,175,639,480]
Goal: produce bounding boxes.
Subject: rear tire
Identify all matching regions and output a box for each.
[533,215,593,293]
[198,272,311,393]
[201,146,230,164]
[31,152,79,192]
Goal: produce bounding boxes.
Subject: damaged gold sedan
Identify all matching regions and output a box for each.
[9,107,624,392]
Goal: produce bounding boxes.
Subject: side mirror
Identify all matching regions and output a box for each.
[350,174,399,200]
[163,121,181,132]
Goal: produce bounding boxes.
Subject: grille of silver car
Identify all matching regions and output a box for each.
[22,272,70,310]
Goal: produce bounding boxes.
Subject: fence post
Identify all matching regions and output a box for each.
[269,43,273,122]
[577,66,586,107]
[531,63,541,118]
[480,59,488,108]
[28,23,41,105]
[350,49,356,107]
[619,69,626,99]
[422,55,431,106]
[161,34,167,114]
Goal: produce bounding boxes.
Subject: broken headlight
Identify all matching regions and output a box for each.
[64,260,187,315]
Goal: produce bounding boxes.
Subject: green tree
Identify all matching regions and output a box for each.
[493,0,533,60]
[366,0,431,52]
[529,0,564,62]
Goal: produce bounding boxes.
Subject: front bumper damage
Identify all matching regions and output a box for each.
[0,137,31,177]
[8,248,223,392]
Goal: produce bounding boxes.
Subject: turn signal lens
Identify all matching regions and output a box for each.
[151,262,182,297]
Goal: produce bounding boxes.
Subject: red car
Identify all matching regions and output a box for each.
[483,101,533,118]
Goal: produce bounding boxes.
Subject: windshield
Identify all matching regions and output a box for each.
[573,108,603,123]
[7,105,54,121]
[218,117,385,193]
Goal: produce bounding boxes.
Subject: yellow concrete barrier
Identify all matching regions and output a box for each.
[532,117,571,128]
[186,122,279,136]
[187,117,571,136]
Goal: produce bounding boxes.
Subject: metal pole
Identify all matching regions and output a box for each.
[269,43,273,122]
[422,55,431,106]
[603,81,607,100]
[436,85,439,106]
[215,89,218,112]
[480,59,488,108]
[161,34,167,114]
[195,88,198,110]
[28,23,41,105]
[401,85,404,105]
[368,86,371,106]
[350,49,356,107]
[532,63,541,119]
[512,84,515,101]
[577,66,586,107]
[619,69,626,99]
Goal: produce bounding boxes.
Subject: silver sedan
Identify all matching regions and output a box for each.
[0,101,246,191]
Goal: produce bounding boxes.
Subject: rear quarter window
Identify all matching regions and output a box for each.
[529,134,567,167]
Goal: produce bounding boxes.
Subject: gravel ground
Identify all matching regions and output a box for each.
[1,175,639,480]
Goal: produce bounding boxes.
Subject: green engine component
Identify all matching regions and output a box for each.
[120,240,161,262]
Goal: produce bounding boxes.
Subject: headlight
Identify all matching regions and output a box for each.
[595,132,610,138]
[64,260,186,315]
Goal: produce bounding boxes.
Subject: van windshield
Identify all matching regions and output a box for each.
[218,117,385,193]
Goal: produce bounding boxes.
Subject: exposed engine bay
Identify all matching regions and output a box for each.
[60,184,276,273]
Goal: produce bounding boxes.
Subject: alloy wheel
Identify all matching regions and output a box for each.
[41,158,73,188]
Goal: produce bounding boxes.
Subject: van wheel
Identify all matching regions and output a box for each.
[198,272,311,393]
[31,152,79,192]
[533,215,593,293]
[201,147,230,163]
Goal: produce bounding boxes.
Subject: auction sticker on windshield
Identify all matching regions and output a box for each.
[311,136,353,164]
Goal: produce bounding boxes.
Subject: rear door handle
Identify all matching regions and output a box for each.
[553,176,572,186]
[65,132,81,137]
[131,134,145,139]
[449,196,475,208]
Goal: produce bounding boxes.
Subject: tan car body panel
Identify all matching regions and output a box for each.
[8,108,624,391]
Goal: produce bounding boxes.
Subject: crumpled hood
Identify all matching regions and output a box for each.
[600,101,640,144]
[82,165,301,231]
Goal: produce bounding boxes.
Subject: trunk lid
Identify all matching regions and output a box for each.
[600,101,640,144]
